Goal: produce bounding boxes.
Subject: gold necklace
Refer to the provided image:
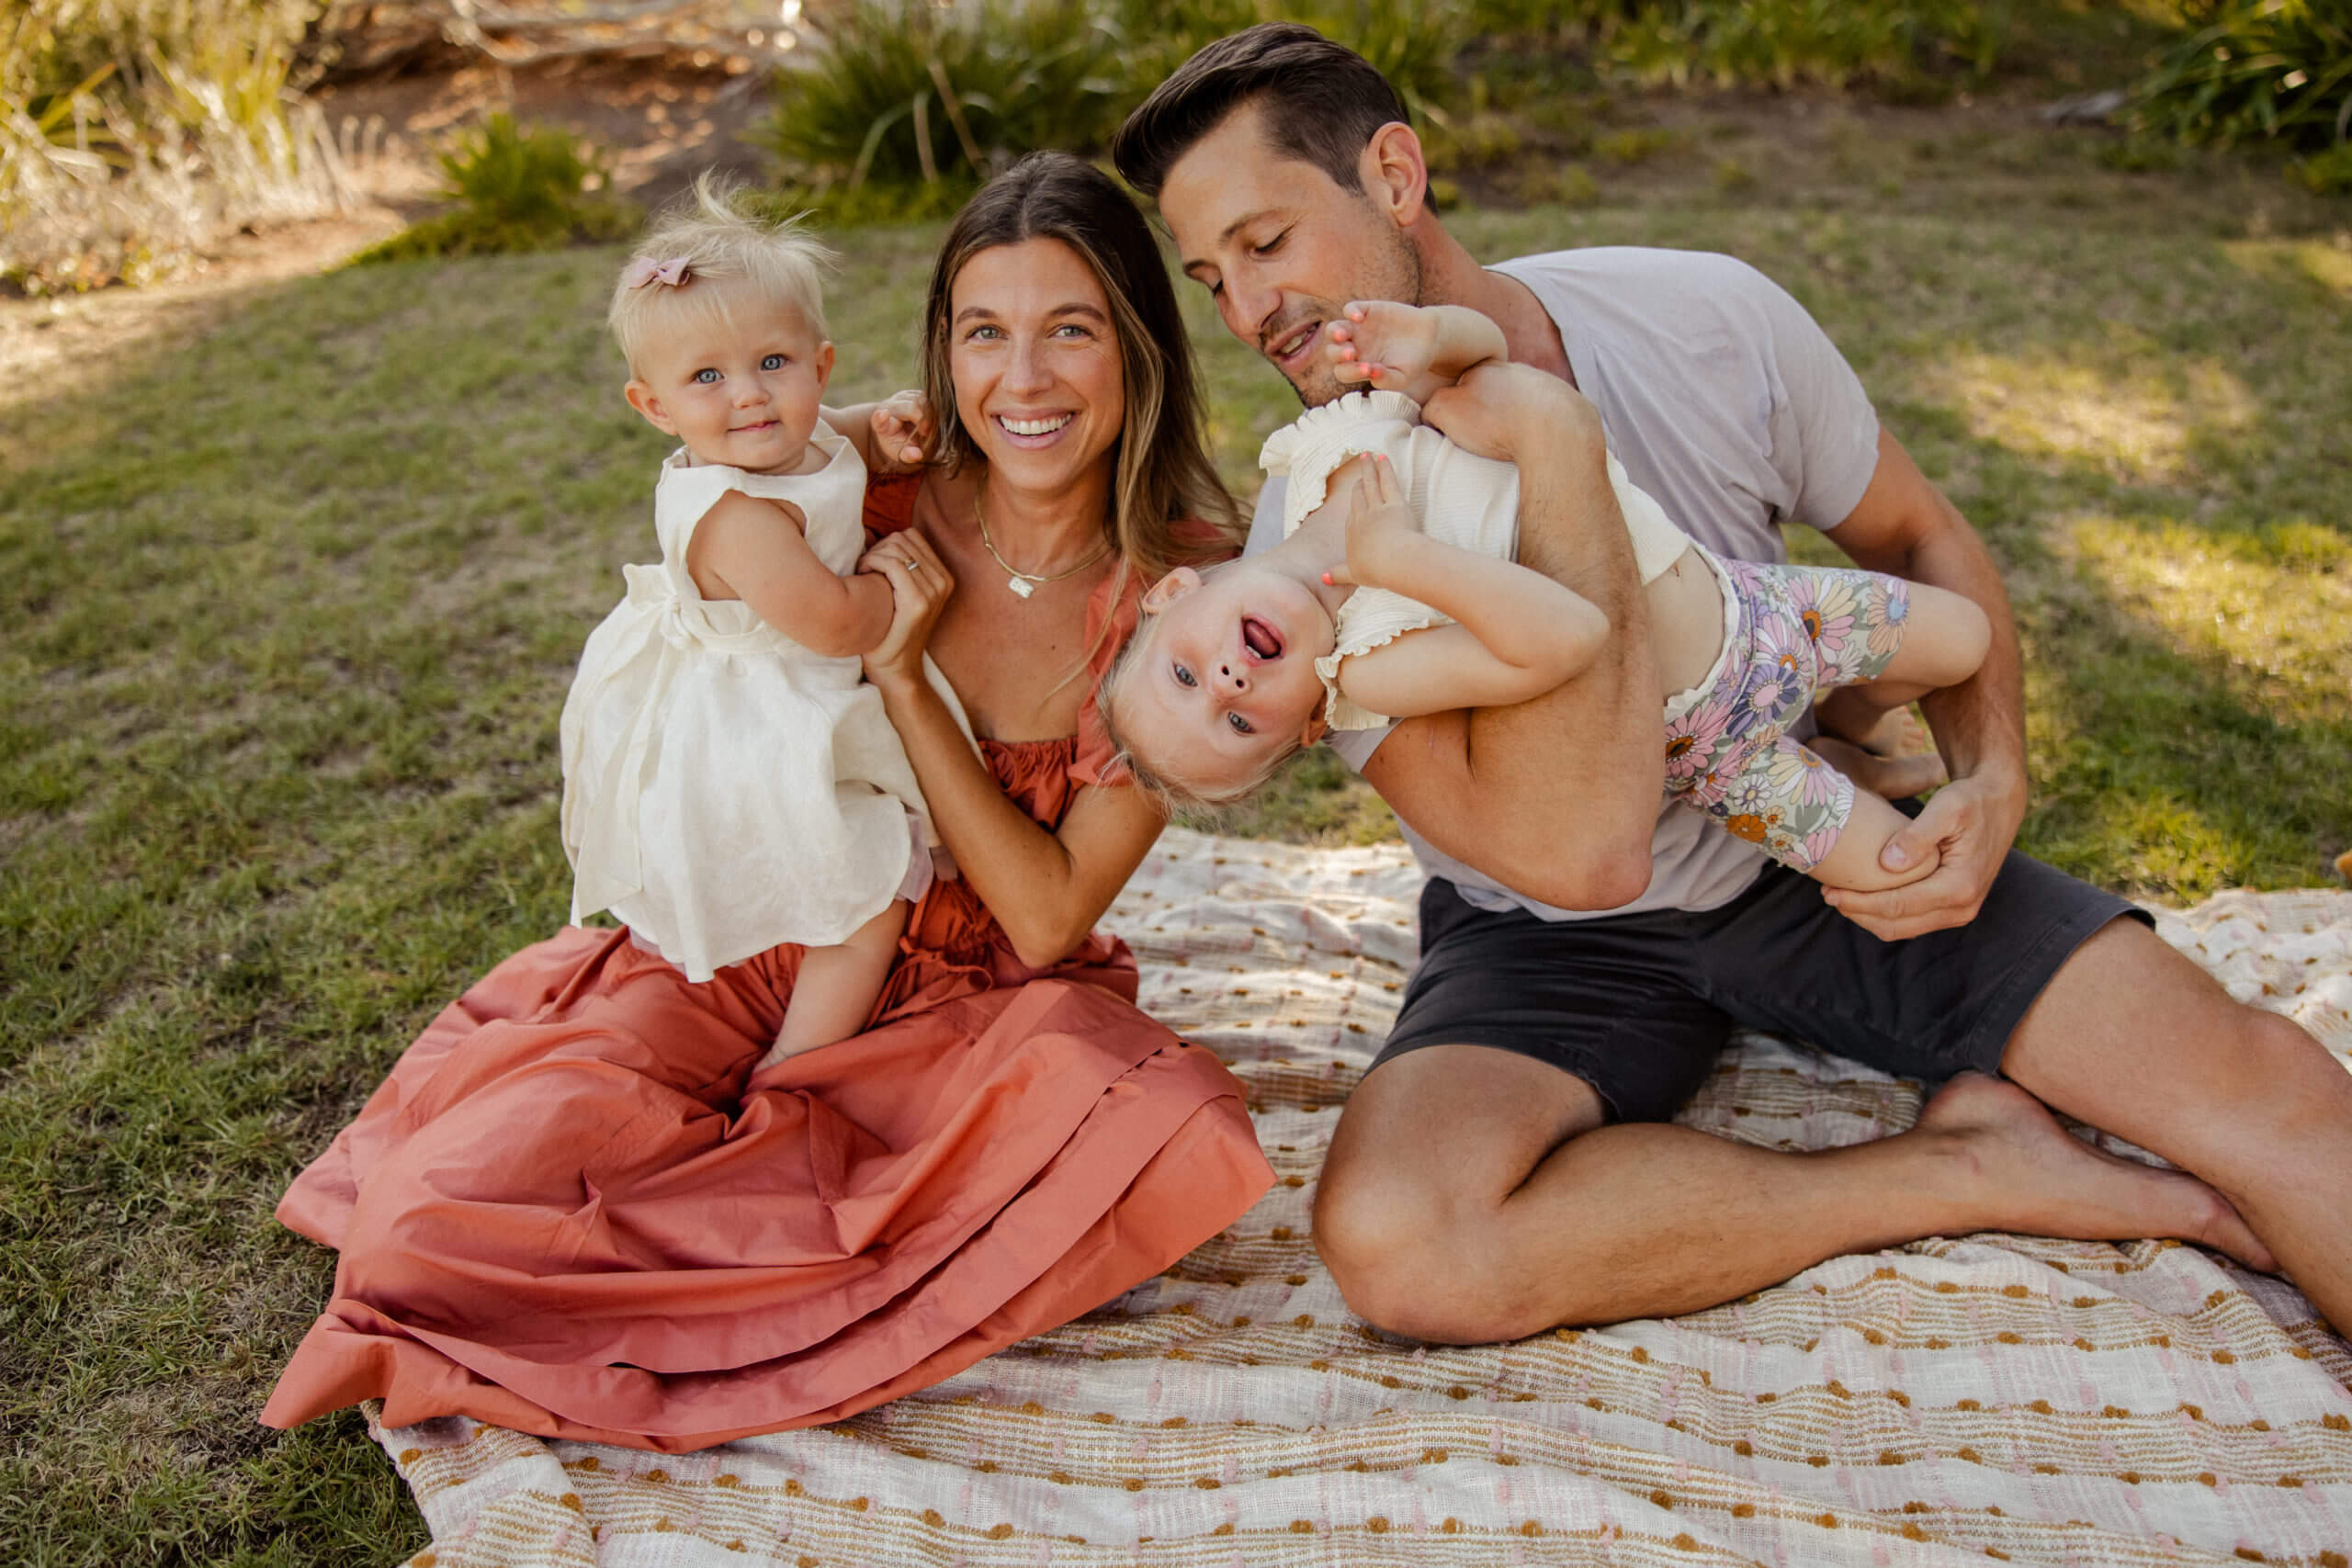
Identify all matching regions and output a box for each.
[975,487,1112,599]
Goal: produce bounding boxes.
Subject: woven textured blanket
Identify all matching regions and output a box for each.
[373,832,2352,1567]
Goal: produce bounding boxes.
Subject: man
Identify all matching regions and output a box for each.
[1111,24,2352,1342]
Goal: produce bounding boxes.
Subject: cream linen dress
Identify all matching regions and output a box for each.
[1259,389,1699,730]
[559,432,940,981]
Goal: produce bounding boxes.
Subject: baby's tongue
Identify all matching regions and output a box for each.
[1242,617,1283,659]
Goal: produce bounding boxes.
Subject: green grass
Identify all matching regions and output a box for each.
[4,164,2349,1562]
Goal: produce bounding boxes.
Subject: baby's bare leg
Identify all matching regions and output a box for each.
[1815,581,1991,736]
[763,902,906,1066]
[1807,785,1940,894]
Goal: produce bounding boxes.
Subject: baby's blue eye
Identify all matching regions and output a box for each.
[693,368,719,385]
[1227,712,1254,736]
[762,354,786,370]
[1172,663,1195,689]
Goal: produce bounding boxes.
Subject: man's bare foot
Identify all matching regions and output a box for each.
[1917,1072,2278,1273]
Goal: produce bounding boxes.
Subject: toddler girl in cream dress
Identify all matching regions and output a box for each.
[561,180,950,1059]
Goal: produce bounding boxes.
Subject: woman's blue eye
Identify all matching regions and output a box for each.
[761,354,786,371]
[1227,712,1254,735]
[693,368,719,385]
[1172,663,1195,689]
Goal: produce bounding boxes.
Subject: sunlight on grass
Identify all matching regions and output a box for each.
[1910,348,2256,485]
[2224,235,2352,302]
[5,191,2349,1564]
[2070,513,2352,727]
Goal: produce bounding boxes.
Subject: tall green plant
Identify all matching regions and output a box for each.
[755,0,1479,203]
[1484,0,2008,92]
[757,0,1125,192]
[2129,0,2352,152]
[352,114,637,264]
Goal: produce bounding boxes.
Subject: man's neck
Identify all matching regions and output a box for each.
[1416,226,1573,385]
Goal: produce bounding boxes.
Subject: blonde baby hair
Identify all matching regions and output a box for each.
[607,172,836,375]
[1094,602,1306,819]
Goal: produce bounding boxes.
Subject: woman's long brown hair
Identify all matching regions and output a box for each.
[920,152,1241,656]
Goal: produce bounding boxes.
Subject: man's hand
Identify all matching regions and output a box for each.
[1821,767,2028,941]
[1421,361,1601,467]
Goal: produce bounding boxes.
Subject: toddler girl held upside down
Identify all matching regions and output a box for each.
[1098,300,1992,896]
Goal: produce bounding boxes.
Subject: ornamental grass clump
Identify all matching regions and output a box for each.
[351,113,638,264]
[2128,0,2352,157]
[1,0,354,293]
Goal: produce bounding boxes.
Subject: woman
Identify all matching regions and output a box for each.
[262,153,1269,1451]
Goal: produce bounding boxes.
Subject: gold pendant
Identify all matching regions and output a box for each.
[1007,576,1035,599]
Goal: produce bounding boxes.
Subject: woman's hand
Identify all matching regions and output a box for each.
[859,527,956,690]
[865,389,935,476]
[1329,454,1419,590]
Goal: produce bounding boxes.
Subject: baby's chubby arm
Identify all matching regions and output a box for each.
[1326,453,1608,719]
[1325,303,1508,406]
[686,491,895,658]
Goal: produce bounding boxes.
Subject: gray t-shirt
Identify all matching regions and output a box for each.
[1246,246,1883,920]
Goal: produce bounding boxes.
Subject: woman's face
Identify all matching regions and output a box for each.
[947,237,1127,498]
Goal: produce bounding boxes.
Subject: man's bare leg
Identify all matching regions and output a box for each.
[1997,916,2352,1333]
[1314,1041,2274,1345]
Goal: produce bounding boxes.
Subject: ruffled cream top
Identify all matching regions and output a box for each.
[1259,390,1691,730]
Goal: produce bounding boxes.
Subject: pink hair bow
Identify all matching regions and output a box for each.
[626,256,693,288]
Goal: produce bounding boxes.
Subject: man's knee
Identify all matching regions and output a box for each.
[1313,1169,1552,1345]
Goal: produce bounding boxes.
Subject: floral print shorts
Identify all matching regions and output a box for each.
[1662,553,1912,873]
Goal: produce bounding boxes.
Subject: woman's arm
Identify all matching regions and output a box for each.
[688,491,894,658]
[1326,453,1609,719]
[861,531,1166,969]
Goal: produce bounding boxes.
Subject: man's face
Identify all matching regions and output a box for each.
[1159,101,1421,408]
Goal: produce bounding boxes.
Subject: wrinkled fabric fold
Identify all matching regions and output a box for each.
[265,485,1270,1449]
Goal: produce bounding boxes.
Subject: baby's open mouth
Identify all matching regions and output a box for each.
[1241,615,1283,660]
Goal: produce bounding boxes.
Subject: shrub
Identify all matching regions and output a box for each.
[1,0,352,291]
[1470,0,2012,94]
[2128,0,2352,153]
[754,0,1125,198]
[351,114,637,265]
[753,0,1476,209]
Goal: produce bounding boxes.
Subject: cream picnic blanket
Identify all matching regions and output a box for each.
[376,833,2352,1567]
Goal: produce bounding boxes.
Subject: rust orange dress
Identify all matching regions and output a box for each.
[261,479,1272,1452]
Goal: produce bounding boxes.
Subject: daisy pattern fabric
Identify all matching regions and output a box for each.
[1664,555,1911,872]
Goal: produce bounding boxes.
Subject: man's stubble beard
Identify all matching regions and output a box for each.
[1281,224,1425,410]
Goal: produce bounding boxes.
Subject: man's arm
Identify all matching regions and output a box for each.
[1813,427,2029,940]
[1354,362,1661,911]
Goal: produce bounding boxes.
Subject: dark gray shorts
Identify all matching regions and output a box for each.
[1374,820,2147,1124]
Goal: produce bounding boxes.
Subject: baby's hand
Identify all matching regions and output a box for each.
[866,389,933,475]
[1329,454,1419,589]
[1323,301,1448,400]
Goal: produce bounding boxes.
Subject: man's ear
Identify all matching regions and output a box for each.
[625,379,677,435]
[1360,121,1430,230]
[1140,565,1203,614]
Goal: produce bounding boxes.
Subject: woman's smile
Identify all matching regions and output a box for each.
[992,411,1077,446]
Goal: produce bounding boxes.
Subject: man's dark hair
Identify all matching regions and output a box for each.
[1112,23,1408,199]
